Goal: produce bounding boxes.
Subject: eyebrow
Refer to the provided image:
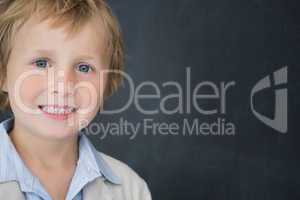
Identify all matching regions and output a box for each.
[33,49,56,57]
[33,49,97,61]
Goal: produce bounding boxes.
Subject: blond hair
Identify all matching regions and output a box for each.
[0,0,124,111]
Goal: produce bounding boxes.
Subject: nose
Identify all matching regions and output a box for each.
[48,68,75,98]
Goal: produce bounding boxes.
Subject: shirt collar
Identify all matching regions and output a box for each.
[0,116,36,193]
[0,116,122,187]
[78,133,122,185]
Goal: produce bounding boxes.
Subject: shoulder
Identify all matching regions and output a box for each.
[94,151,152,200]
[95,150,145,185]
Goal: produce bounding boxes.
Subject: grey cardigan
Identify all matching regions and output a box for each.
[0,153,152,200]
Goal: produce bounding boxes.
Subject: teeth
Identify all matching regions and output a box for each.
[41,106,74,114]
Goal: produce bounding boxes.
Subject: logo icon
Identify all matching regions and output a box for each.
[250,67,288,133]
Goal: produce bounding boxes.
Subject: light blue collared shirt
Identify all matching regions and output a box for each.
[0,116,121,200]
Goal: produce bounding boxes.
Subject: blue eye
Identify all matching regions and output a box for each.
[77,63,93,73]
[34,59,49,69]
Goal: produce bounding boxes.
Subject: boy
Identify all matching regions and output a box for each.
[0,0,151,199]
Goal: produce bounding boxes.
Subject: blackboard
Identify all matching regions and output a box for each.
[1,0,299,199]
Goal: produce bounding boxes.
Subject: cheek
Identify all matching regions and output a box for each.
[75,76,106,113]
[10,73,45,110]
[75,82,100,110]
[98,74,107,98]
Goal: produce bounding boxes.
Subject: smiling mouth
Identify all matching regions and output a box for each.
[38,105,77,115]
[37,105,77,121]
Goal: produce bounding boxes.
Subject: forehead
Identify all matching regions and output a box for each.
[12,14,108,56]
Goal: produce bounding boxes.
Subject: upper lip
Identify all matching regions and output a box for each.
[38,105,77,111]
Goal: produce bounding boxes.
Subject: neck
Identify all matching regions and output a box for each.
[9,121,79,170]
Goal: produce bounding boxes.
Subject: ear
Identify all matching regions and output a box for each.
[0,59,8,93]
[1,79,8,93]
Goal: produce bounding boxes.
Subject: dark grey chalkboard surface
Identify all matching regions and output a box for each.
[1,0,299,199]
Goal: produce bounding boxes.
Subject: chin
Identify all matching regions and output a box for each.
[34,123,79,141]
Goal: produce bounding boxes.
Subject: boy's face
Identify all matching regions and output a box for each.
[3,15,108,140]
